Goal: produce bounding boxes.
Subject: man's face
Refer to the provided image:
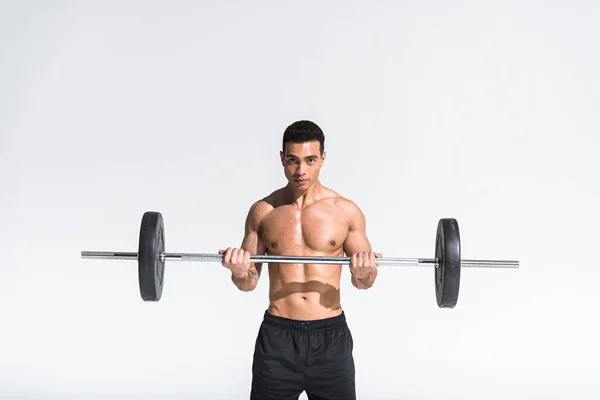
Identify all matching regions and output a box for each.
[280,141,326,188]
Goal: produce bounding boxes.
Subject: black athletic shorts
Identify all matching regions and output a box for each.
[250,310,356,400]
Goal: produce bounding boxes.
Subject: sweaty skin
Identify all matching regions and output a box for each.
[221,142,379,321]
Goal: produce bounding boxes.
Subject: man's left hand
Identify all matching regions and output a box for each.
[349,251,382,279]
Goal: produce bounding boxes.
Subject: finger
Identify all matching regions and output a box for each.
[352,253,359,267]
[357,252,364,267]
[223,247,232,264]
[370,252,376,267]
[236,249,246,264]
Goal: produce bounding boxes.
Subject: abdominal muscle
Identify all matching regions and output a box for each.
[266,262,344,320]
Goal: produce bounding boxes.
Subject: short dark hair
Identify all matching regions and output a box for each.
[282,120,325,155]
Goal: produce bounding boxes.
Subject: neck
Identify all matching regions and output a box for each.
[284,180,323,208]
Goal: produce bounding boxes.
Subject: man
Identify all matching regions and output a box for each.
[219,120,380,400]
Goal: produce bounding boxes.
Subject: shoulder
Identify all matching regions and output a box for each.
[319,186,360,213]
[245,193,277,228]
[322,191,365,229]
[333,196,364,219]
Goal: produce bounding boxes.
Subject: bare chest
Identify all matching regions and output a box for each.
[260,205,348,254]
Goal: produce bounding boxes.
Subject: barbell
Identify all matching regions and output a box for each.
[81,211,519,308]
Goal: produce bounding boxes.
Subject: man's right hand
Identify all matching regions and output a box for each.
[219,247,251,277]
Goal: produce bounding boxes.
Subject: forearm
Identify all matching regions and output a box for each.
[351,269,378,290]
[231,269,259,291]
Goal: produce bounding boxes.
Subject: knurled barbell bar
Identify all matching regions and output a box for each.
[81,211,519,307]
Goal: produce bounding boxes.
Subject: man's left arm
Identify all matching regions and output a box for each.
[342,201,382,290]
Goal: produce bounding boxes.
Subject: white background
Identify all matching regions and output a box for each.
[1,1,599,399]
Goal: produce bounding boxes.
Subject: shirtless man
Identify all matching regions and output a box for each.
[219,120,380,400]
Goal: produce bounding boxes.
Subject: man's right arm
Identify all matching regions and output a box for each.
[231,201,268,292]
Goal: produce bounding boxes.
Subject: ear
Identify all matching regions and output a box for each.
[280,151,284,165]
[321,150,327,164]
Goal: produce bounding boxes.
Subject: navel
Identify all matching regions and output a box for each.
[329,240,337,246]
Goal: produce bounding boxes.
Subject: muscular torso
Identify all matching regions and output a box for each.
[258,190,349,320]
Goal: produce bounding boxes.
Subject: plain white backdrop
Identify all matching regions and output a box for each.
[1,1,599,398]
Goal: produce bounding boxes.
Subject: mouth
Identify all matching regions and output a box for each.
[294,179,308,184]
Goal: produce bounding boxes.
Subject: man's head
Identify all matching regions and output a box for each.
[280,120,327,189]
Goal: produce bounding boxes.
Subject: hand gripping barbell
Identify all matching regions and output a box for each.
[81,211,519,308]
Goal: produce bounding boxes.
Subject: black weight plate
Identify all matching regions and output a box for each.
[138,211,165,301]
[435,218,461,308]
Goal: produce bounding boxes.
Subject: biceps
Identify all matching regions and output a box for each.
[241,230,266,273]
[343,229,372,256]
[241,229,266,253]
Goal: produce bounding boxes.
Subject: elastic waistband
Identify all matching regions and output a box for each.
[262,310,347,332]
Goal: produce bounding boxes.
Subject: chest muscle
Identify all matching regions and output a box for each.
[261,205,347,254]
